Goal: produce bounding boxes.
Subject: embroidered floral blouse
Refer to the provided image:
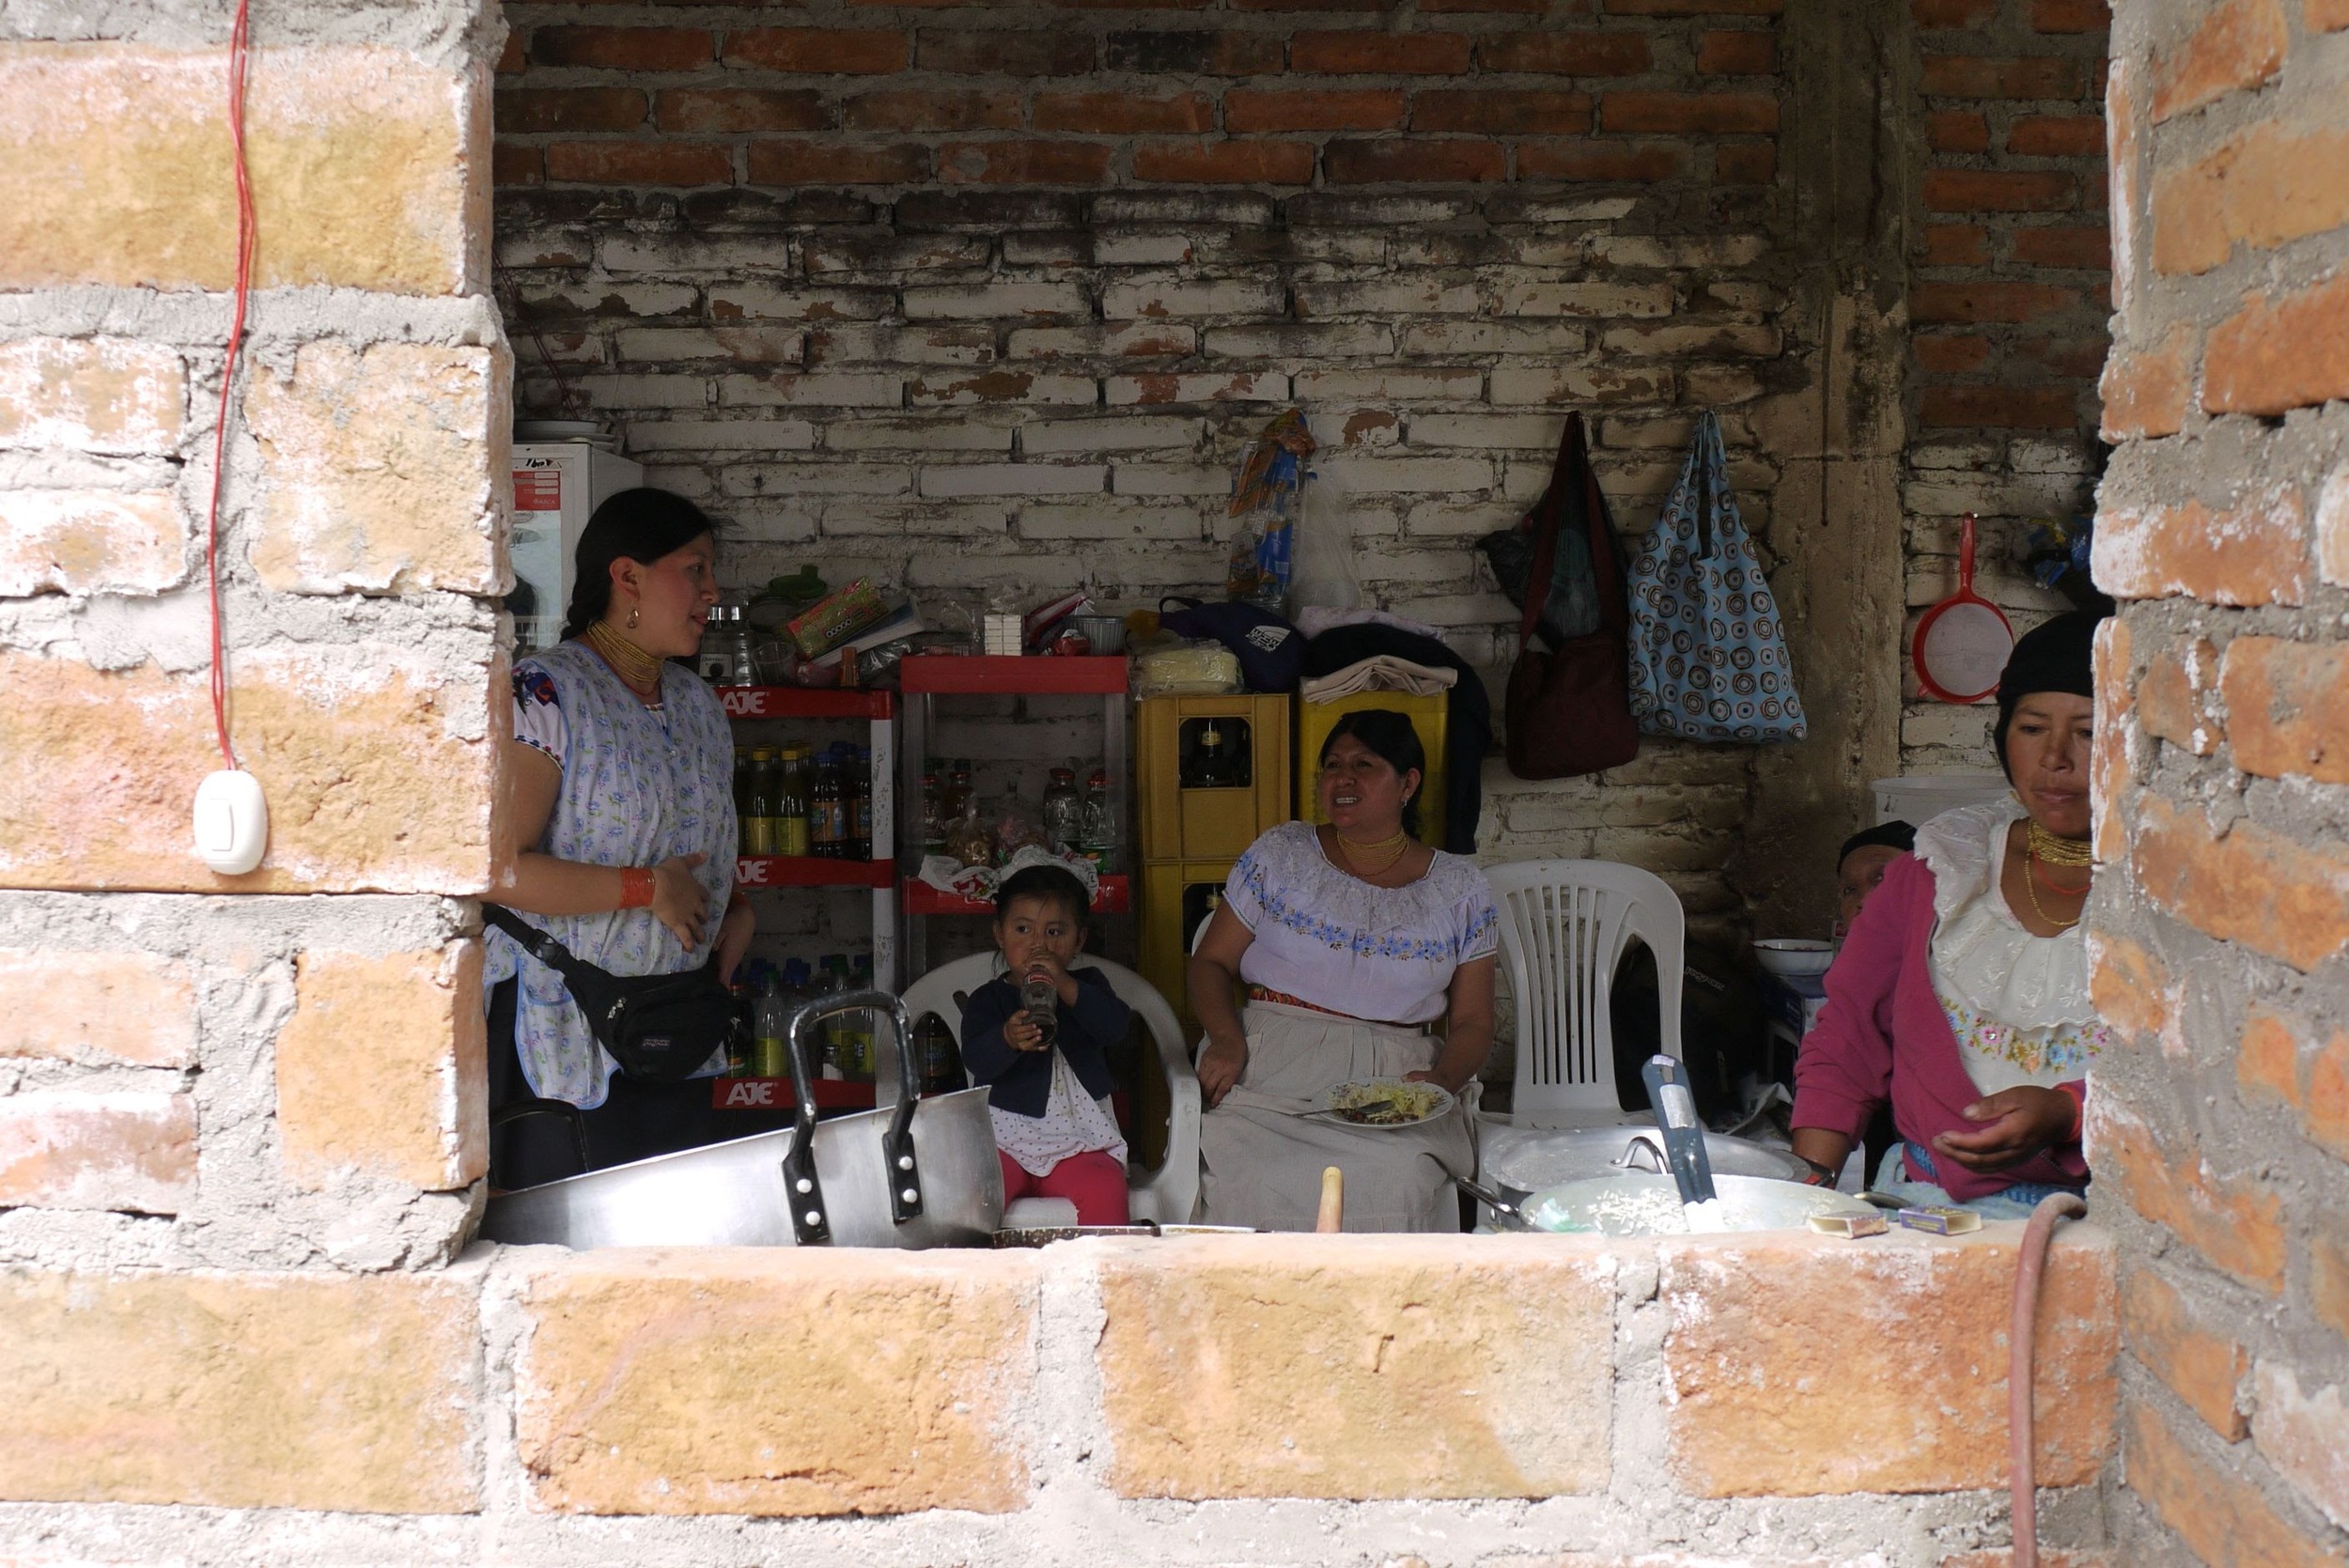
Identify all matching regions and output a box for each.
[1914,800,2109,1096]
[482,640,737,1109]
[1222,820,1499,1026]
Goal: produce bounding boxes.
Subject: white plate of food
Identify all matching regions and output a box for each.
[1319,1079,1455,1129]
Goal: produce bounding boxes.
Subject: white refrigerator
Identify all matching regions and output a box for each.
[508,441,643,653]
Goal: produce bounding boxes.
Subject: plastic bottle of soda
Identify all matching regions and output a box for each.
[920,768,946,856]
[851,746,873,860]
[810,752,842,859]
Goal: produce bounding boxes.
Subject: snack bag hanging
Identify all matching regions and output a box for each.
[1225,410,1315,611]
[1625,412,1807,743]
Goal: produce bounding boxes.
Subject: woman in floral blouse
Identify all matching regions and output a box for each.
[484,489,753,1188]
[1188,710,1498,1231]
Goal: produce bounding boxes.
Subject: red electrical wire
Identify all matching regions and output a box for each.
[203,0,256,771]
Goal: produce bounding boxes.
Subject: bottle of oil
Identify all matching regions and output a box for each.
[741,748,779,857]
[778,746,811,857]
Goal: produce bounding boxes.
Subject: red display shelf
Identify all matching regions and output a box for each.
[717,685,895,721]
[736,856,895,890]
[711,1078,878,1111]
[898,655,1128,696]
[901,873,1129,917]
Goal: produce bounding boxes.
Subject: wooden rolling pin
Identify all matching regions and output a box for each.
[1315,1165,1344,1233]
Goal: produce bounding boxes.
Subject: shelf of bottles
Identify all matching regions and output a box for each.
[896,656,1131,980]
[718,684,898,991]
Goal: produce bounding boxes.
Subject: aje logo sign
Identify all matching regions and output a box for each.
[720,1079,783,1107]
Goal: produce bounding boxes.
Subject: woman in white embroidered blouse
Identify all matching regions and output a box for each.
[1187,710,1498,1231]
[484,490,754,1188]
[1792,610,2108,1216]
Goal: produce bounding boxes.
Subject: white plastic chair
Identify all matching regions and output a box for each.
[1487,860,1685,1128]
[898,951,1202,1227]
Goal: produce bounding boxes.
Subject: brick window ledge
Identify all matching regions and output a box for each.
[0,1226,2116,1537]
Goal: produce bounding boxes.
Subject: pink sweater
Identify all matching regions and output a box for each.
[1791,852,2089,1203]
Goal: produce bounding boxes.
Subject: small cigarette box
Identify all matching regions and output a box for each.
[1895,1205,1983,1235]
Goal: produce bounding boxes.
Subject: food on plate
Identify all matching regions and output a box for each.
[1327,1079,1448,1126]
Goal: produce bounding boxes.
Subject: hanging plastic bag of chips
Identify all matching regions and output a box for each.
[1224,410,1316,612]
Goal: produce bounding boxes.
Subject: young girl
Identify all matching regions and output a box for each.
[958,865,1132,1226]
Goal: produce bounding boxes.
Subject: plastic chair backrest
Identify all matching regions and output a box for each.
[1488,859,1685,1128]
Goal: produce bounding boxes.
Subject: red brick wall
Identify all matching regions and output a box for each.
[2094,0,2349,1561]
[1902,0,2113,771]
[491,0,1799,940]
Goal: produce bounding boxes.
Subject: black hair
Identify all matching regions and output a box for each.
[1319,708,1427,839]
[993,864,1091,928]
[1991,608,2109,779]
[1838,820,1916,869]
[561,488,719,640]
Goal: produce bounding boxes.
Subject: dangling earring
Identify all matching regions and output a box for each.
[628,607,639,629]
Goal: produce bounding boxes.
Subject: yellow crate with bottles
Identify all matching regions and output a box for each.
[1135,693,1290,1032]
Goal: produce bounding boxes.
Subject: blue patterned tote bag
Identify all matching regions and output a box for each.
[1626,411,1807,743]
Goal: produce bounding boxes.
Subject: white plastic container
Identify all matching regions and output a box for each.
[1872,772,2010,828]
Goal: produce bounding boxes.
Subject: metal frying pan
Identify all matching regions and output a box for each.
[1912,512,2015,705]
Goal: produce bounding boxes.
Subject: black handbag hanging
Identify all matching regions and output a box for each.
[482,904,733,1083]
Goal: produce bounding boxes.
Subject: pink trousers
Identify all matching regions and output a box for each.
[998,1149,1129,1227]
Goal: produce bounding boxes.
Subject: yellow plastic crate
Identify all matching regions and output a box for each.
[1296,689,1448,846]
[1139,858,1238,1038]
[1137,693,1292,863]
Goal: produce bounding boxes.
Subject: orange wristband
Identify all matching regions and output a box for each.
[618,867,656,909]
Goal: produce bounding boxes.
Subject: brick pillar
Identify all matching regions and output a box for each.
[2094,0,2349,1560]
[0,0,507,1513]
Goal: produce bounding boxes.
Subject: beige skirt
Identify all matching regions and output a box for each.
[1196,1001,1476,1233]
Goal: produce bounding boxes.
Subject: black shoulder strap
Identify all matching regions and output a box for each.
[480,903,584,977]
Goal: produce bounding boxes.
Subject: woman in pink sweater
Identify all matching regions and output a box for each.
[1792,612,2109,1216]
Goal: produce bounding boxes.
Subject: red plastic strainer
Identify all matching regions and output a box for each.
[1912,513,2015,705]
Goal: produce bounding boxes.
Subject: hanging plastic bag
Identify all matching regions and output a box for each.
[1625,412,1807,744]
[1288,459,1361,612]
[1225,410,1315,612]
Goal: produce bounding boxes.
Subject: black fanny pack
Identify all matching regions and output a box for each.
[483,904,732,1084]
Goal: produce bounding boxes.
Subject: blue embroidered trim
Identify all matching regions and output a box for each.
[1234,851,1497,962]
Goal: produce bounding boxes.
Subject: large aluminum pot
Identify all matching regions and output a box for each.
[1464,1171,1879,1236]
[1478,1123,1807,1192]
[481,989,1003,1250]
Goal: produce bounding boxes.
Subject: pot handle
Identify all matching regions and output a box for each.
[782,998,833,1245]
[866,988,927,1225]
[789,988,928,1229]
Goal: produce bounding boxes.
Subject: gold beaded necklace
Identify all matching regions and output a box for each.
[2021,819,2092,929]
[2026,819,2093,868]
[1335,826,1413,877]
[584,617,665,699]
